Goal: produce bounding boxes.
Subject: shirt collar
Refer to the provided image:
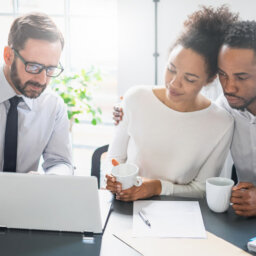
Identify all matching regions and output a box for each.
[21,96,33,110]
[238,109,256,124]
[221,94,256,124]
[0,65,33,110]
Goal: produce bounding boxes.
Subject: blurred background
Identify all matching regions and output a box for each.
[0,0,255,175]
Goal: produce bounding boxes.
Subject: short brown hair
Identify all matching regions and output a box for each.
[8,12,64,50]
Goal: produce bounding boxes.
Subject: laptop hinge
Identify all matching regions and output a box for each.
[0,225,7,232]
[83,231,94,237]
[83,231,95,243]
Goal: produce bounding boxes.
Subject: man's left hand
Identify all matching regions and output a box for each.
[231,182,256,217]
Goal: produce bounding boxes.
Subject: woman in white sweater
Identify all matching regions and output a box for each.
[106,6,238,200]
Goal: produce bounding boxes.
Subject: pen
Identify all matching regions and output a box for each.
[138,211,151,228]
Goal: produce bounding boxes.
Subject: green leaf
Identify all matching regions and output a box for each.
[50,68,102,125]
[97,107,102,114]
[91,118,97,125]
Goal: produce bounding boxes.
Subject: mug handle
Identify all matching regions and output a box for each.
[134,176,142,187]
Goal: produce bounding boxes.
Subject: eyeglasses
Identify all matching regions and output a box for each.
[12,48,64,77]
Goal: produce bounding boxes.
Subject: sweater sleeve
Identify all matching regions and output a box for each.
[160,120,234,198]
[107,99,130,165]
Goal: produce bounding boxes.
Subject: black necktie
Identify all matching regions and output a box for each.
[3,96,22,172]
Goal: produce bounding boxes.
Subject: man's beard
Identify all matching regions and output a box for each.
[225,93,256,111]
[10,60,47,99]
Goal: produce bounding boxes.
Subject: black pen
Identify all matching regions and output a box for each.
[138,211,151,228]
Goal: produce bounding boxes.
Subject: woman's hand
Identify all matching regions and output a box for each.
[105,174,122,194]
[116,178,162,202]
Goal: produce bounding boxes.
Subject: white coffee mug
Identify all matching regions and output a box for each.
[206,177,234,213]
[111,163,142,190]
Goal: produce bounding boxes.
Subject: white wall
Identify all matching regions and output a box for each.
[118,0,256,96]
[117,0,155,95]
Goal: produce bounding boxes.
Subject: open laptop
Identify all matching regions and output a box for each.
[0,172,112,234]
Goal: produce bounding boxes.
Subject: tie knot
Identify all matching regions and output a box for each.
[9,96,22,107]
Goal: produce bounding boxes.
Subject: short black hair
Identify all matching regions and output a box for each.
[8,12,64,51]
[174,5,239,79]
[223,20,256,52]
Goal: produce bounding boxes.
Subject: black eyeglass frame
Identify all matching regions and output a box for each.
[12,48,64,78]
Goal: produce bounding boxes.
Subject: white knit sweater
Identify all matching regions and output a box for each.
[108,85,234,198]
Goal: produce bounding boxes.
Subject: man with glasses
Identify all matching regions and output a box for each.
[0,13,73,174]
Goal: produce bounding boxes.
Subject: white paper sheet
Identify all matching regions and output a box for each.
[113,230,250,256]
[133,201,206,238]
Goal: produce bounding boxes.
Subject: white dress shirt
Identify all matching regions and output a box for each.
[217,94,256,185]
[108,86,234,198]
[0,66,73,175]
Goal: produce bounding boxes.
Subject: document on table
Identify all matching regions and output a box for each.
[133,200,206,238]
[113,230,251,256]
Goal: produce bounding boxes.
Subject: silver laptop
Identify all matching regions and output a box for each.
[0,172,112,234]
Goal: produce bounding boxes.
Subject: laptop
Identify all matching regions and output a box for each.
[0,172,112,234]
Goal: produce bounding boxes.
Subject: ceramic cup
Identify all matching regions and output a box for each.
[111,163,142,190]
[206,177,234,213]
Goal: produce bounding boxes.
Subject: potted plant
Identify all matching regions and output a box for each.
[51,67,102,132]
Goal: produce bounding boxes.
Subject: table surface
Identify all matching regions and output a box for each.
[0,196,255,256]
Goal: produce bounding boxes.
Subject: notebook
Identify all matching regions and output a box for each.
[0,172,112,234]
